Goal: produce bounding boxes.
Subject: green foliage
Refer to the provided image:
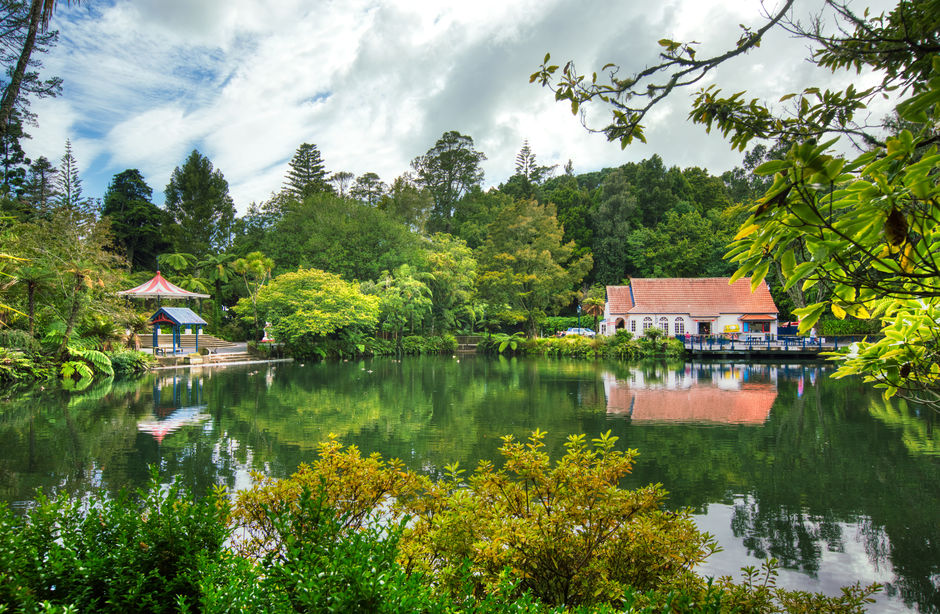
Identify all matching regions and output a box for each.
[236,267,380,360]
[400,430,717,607]
[0,328,40,352]
[400,334,458,355]
[0,432,886,613]
[263,192,425,283]
[107,350,154,374]
[0,347,53,386]
[412,131,487,234]
[476,199,592,336]
[164,150,236,258]
[0,474,230,613]
[540,315,581,335]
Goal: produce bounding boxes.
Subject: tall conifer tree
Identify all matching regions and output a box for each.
[283,143,331,200]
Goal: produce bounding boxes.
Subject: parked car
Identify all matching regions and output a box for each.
[564,327,596,338]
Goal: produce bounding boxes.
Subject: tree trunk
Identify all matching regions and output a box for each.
[0,0,42,138]
[57,273,84,359]
[27,281,36,336]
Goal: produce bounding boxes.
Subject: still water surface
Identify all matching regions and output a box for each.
[0,356,937,612]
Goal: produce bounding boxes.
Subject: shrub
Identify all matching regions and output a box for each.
[398,430,718,608]
[401,335,426,355]
[108,350,155,375]
[231,436,427,560]
[0,348,53,386]
[0,328,40,353]
[0,474,230,613]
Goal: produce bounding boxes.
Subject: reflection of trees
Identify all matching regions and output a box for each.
[1,358,937,611]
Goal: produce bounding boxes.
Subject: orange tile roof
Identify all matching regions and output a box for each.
[606,278,777,316]
[606,383,776,425]
[606,285,634,314]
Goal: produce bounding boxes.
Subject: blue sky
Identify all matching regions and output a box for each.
[22,0,894,213]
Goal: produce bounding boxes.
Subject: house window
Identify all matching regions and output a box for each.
[642,317,653,331]
[658,316,669,332]
[751,321,770,333]
[630,319,636,332]
[674,318,685,335]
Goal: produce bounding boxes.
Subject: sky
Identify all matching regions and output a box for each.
[21,0,895,214]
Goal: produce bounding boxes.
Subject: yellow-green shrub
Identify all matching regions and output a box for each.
[398,430,718,608]
[232,436,427,559]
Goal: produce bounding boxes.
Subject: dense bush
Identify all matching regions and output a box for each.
[817,316,881,337]
[0,474,229,613]
[1,435,882,613]
[0,347,53,386]
[540,316,581,336]
[107,350,155,375]
[0,329,41,353]
[479,329,685,361]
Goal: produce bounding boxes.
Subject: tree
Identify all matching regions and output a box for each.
[101,169,169,271]
[411,131,486,234]
[424,233,477,333]
[0,0,67,138]
[233,251,274,340]
[55,139,93,213]
[377,174,432,232]
[581,285,606,332]
[534,0,940,406]
[197,252,236,328]
[237,268,380,359]
[22,154,57,214]
[263,193,424,283]
[164,150,237,258]
[349,172,386,206]
[283,143,331,200]
[476,199,592,336]
[0,114,29,196]
[329,171,354,197]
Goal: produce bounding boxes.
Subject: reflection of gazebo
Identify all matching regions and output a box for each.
[117,270,210,354]
[137,375,209,443]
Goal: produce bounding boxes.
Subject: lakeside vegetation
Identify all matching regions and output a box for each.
[0,432,882,613]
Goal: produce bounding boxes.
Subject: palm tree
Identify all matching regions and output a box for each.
[581,285,606,333]
[198,253,235,327]
[14,262,54,335]
[0,0,83,137]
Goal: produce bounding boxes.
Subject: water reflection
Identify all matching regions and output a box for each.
[137,375,209,444]
[604,363,779,424]
[0,358,937,612]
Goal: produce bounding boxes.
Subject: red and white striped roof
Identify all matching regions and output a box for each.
[117,271,210,299]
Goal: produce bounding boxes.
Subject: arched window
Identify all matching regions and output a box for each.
[642,316,653,331]
[674,318,685,335]
[658,316,669,331]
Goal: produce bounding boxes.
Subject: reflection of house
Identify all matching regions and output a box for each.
[604,367,776,424]
[600,278,779,337]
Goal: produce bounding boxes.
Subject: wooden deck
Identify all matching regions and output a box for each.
[683,336,853,359]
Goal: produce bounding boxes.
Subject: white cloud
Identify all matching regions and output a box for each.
[19,0,894,212]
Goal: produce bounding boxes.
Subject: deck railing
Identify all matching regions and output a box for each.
[683,334,876,353]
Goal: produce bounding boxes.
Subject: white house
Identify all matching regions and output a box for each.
[599,277,779,338]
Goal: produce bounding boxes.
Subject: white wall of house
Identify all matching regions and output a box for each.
[601,314,779,337]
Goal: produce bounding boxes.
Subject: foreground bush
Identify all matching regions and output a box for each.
[1,434,882,613]
[0,475,228,613]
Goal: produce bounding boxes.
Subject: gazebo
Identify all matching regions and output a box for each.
[117,270,211,354]
[149,306,207,355]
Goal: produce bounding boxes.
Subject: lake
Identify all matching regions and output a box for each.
[0,356,937,613]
